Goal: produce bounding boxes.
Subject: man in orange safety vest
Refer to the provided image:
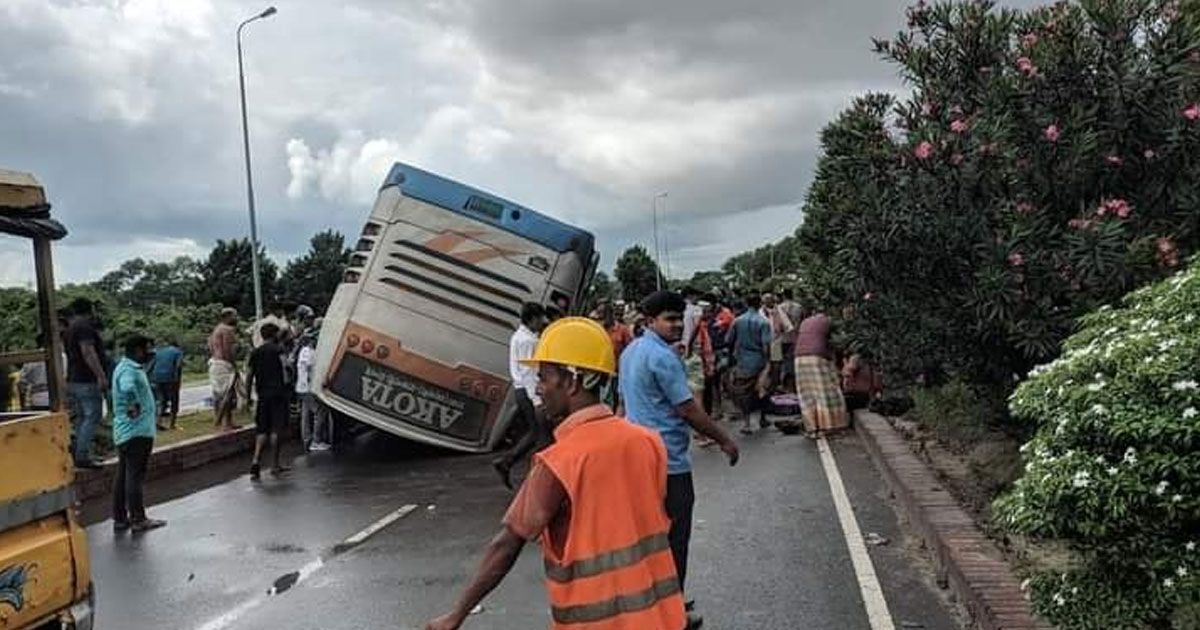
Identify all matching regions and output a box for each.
[425,317,687,630]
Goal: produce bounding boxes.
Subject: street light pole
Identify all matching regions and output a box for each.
[652,192,667,290]
[662,194,672,282]
[237,6,277,321]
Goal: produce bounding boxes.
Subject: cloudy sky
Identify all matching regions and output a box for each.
[1,0,930,286]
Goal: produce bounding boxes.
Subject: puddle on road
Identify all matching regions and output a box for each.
[260,542,307,554]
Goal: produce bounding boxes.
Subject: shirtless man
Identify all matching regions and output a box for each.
[208,308,241,430]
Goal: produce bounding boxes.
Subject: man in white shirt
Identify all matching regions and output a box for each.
[295,323,331,452]
[681,287,703,354]
[492,302,549,489]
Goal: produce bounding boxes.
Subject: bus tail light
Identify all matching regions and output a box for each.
[361,339,375,354]
[375,345,390,360]
[343,270,361,283]
[347,334,361,348]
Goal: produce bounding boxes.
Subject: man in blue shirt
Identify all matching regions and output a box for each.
[619,290,739,630]
[726,295,773,434]
[150,337,184,430]
[111,334,167,533]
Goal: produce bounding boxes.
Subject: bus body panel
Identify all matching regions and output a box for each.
[315,163,594,452]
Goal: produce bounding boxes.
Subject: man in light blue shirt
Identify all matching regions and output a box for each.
[620,290,739,630]
[726,295,773,434]
[150,338,184,430]
[111,334,166,533]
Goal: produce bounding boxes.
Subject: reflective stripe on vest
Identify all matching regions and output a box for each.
[544,532,670,583]
[551,576,681,625]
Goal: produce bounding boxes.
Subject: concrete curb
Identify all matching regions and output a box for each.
[73,427,257,503]
[853,410,1052,630]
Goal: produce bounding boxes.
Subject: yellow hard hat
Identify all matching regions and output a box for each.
[520,316,616,376]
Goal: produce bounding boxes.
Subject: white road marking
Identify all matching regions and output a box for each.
[817,436,896,630]
[192,503,418,630]
[340,504,418,549]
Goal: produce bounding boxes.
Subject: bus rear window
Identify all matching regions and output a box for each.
[464,195,504,221]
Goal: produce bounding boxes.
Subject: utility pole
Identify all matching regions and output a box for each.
[237,5,277,321]
[651,192,668,290]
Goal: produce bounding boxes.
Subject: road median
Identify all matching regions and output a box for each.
[74,426,257,503]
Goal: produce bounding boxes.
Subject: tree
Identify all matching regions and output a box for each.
[796,0,1200,392]
[197,238,278,317]
[279,230,350,314]
[96,256,201,310]
[614,245,664,302]
[582,270,616,312]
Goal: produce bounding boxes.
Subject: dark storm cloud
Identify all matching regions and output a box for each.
[2,0,1040,283]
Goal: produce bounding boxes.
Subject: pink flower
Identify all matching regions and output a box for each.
[1068,218,1094,230]
[1008,252,1026,267]
[1097,198,1133,219]
[1184,103,1200,121]
[921,101,937,116]
[863,292,875,301]
[1144,148,1157,160]
[1016,201,1035,214]
[1156,237,1180,268]
[950,153,965,166]
[1016,56,1038,76]
[1105,154,1124,166]
[914,141,935,160]
[1044,124,1061,142]
[951,119,969,134]
[1022,33,1039,48]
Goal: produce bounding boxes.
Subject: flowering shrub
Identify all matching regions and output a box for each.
[797,0,1200,396]
[995,260,1200,628]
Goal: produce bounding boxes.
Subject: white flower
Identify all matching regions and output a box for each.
[1124,447,1138,465]
[1183,407,1198,420]
[1173,494,1183,503]
[1107,467,1119,476]
[1187,541,1196,552]
[1156,481,1170,496]
[1095,456,1106,465]
[1178,567,1189,577]
[1090,404,1108,415]
[1086,382,1106,392]
[1172,380,1198,391]
[1072,471,1092,488]
[1053,593,1066,606]
[1164,578,1175,588]
[1144,357,1155,364]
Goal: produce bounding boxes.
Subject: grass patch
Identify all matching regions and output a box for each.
[154,408,253,448]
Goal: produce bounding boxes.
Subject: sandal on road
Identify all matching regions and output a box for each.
[132,518,167,532]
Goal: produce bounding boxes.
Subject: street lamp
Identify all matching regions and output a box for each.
[237,5,277,321]
[652,192,667,290]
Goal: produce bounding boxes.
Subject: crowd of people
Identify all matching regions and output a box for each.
[445,287,884,630]
[7,297,333,533]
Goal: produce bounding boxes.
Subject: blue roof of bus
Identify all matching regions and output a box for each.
[382,162,594,255]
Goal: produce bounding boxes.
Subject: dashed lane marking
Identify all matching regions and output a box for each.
[193,503,418,630]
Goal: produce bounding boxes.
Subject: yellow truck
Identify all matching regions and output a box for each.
[0,169,94,629]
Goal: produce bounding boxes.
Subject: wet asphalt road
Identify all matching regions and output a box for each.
[83,420,963,630]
